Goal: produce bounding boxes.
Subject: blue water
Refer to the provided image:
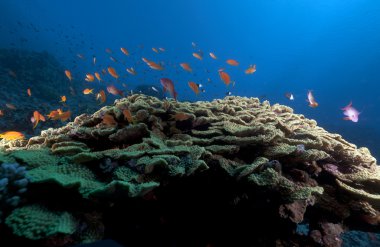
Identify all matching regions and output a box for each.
[1,0,380,159]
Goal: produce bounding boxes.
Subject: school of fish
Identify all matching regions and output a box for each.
[0,42,361,142]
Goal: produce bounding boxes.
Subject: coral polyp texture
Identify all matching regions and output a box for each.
[0,95,379,246]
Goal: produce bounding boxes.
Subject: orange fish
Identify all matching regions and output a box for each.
[121,47,129,56]
[107,67,119,79]
[0,131,24,141]
[0,110,4,117]
[47,109,71,121]
[192,52,203,60]
[219,71,231,86]
[180,63,192,72]
[107,85,124,96]
[245,64,256,74]
[59,110,71,121]
[226,59,239,66]
[209,52,217,59]
[85,73,95,82]
[32,110,46,129]
[142,58,164,70]
[158,47,165,52]
[96,90,106,104]
[27,88,32,96]
[60,95,67,102]
[65,70,72,81]
[152,47,159,53]
[307,90,318,108]
[126,67,137,75]
[123,109,134,123]
[188,81,200,95]
[171,113,192,121]
[6,103,16,110]
[83,88,94,94]
[94,72,102,82]
[102,114,118,126]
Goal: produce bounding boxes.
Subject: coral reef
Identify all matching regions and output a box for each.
[0,95,379,246]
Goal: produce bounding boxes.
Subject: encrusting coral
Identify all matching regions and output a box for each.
[0,95,379,246]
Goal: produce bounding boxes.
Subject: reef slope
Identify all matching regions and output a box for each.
[0,95,379,247]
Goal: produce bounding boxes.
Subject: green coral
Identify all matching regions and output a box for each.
[5,204,77,240]
[10,148,59,168]
[28,163,105,197]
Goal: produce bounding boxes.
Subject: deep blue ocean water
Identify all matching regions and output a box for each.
[1,0,380,159]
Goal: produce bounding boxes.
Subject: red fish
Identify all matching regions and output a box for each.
[219,70,231,86]
[188,81,200,95]
[245,64,256,74]
[226,59,239,66]
[107,67,119,79]
[341,102,360,122]
[160,78,178,101]
[107,85,124,96]
[307,91,318,108]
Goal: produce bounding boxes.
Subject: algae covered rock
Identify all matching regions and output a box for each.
[0,95,379,246]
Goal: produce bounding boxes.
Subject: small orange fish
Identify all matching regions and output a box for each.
[107,67,119,79]
[307,90,318,108]
[59,110,71,121]
[107,85,123,96]
[188,81,200,95]
[47,109,71,121]
[219,71,231,86]
[121,47,129,56]
[83,88,94,94]
[142,58,164,70]
[60,95,67,102]
[152,47,159,53]
[0,131,24,141]
[180,63,192,72]
[85,73,95,82]
[171,113,192,121]
[27,88,32,96]
[6,103,16,110]
[226,59,239,66]
[32,110,46,129]
[94,72,102,82]
[102,114,118,126]
[0,110,4,117]
[148,61,164,70]
[96,90,106,104]
[158,47,165,52]
[192,52,203,60]
[65,70,72,81]
[209,52,217,59]
[126,67,137,75]
[123,109,134,123]
[245,64,256,74]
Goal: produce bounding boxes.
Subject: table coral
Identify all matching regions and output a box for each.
[0,95,379,246]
